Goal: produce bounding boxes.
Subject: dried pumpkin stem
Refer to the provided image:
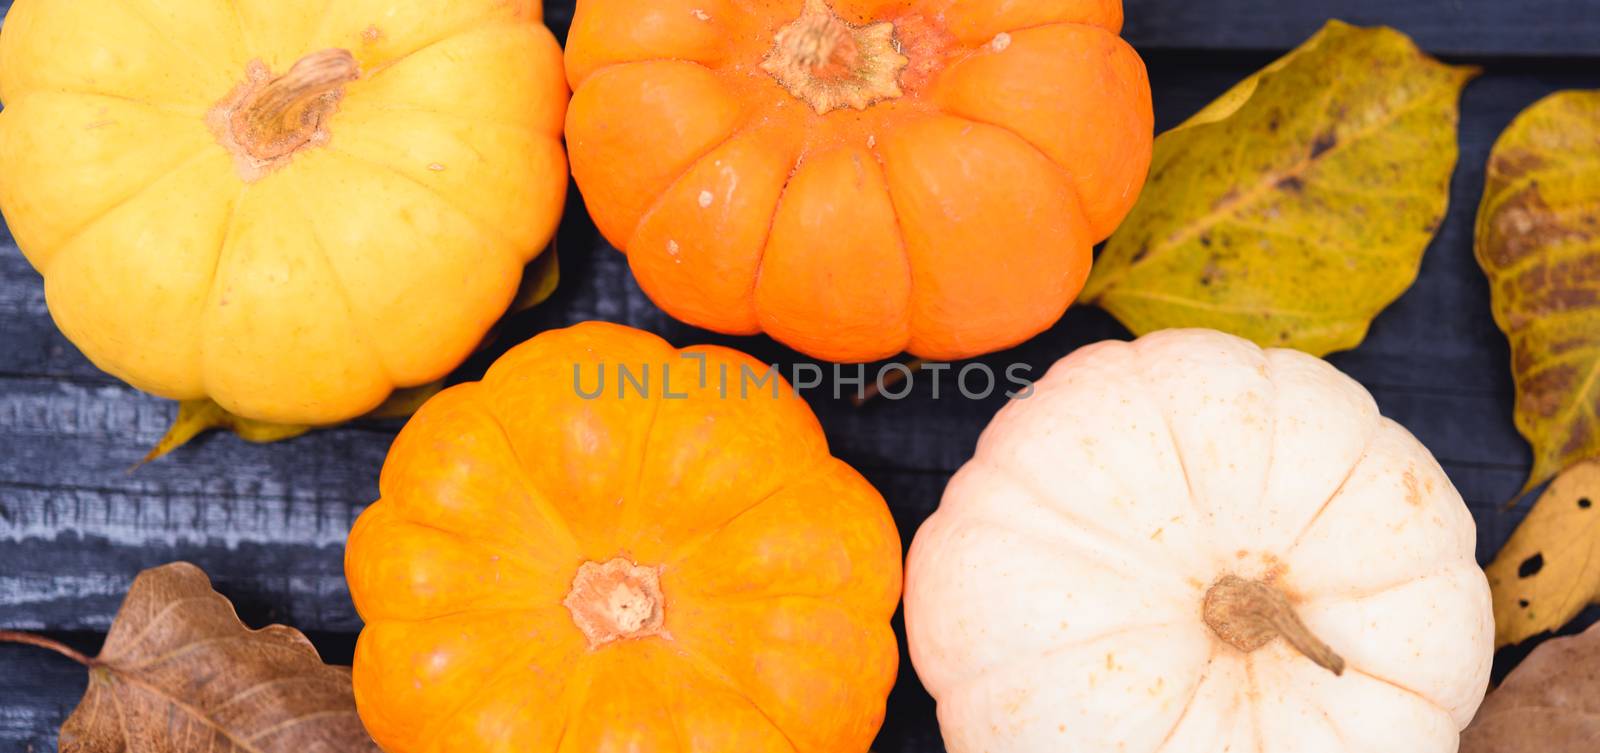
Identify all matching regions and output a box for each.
[762,0,909,114]
[564,558,667,649]
[1202,574,1346,676]
[0,630,93,666]
[230,49,360,161]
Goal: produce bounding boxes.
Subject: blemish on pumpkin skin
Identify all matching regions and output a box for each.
[1256,554,1288,584]
[362,25,384,43]
[999,686,1031,715]
[690,8,710,21]
[1402,467,1424,506]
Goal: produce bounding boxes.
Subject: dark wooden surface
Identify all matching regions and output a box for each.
[2,1,1599,751]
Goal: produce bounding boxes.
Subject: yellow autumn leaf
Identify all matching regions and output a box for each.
[1476,90,1600,497]
[1486,460,1600,647]
[364,380,446,420]
[141,382,444,463]
[142,399,312,463]
[1083,20,1478,356]
[508,241,561,316]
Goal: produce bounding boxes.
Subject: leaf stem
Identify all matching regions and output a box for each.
[0,630,94,666]
[852,358,927,407]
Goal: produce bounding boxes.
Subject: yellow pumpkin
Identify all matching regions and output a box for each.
[0,0,568,424]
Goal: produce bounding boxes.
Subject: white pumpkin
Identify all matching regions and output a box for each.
[904,329,1493,753]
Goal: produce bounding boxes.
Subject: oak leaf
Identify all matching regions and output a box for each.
[1,562,379,752]
[1476,90,1600,496]
[1460,621,1600,751]
[1083,20,1477,356]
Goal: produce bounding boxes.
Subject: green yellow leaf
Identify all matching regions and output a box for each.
[1485,459,1600,647]
[365,380,447,420]
[1475,90,1600,496]
[1170,44,1301,133]
[143,382,449,463]
[142,399,312,463]
[509,241,561,315]
[1083,20,1478,356]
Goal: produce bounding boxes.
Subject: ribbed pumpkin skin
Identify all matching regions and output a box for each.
[345,322,902,752]
[0,0,568,424]
[565,0,1152,363]
[904,329,1493,753]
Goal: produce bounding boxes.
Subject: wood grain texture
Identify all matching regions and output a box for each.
[2,2,1599,749]
[1122,0,1600,57]
[0,1,1593,56]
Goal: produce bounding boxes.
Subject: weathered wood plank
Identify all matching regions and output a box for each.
[1,5,1596,747]
[0,423,1536,634]
[0,640,85,753]
[1122,0,1600,57]
[0,0,1594,56]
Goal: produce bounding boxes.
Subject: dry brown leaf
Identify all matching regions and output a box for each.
[1460,621,1600,751]
[1485,459,1600,646]
[0,562,378,752]
[1476,90,1600,497]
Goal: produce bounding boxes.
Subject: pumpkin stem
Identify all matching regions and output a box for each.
[762,0,909,114]
[1202,575,1346,676]
[227,49,359,163]
[563,558,667,649]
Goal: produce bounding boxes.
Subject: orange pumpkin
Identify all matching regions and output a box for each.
[564,0,1152,362]
[345,322,902,752]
